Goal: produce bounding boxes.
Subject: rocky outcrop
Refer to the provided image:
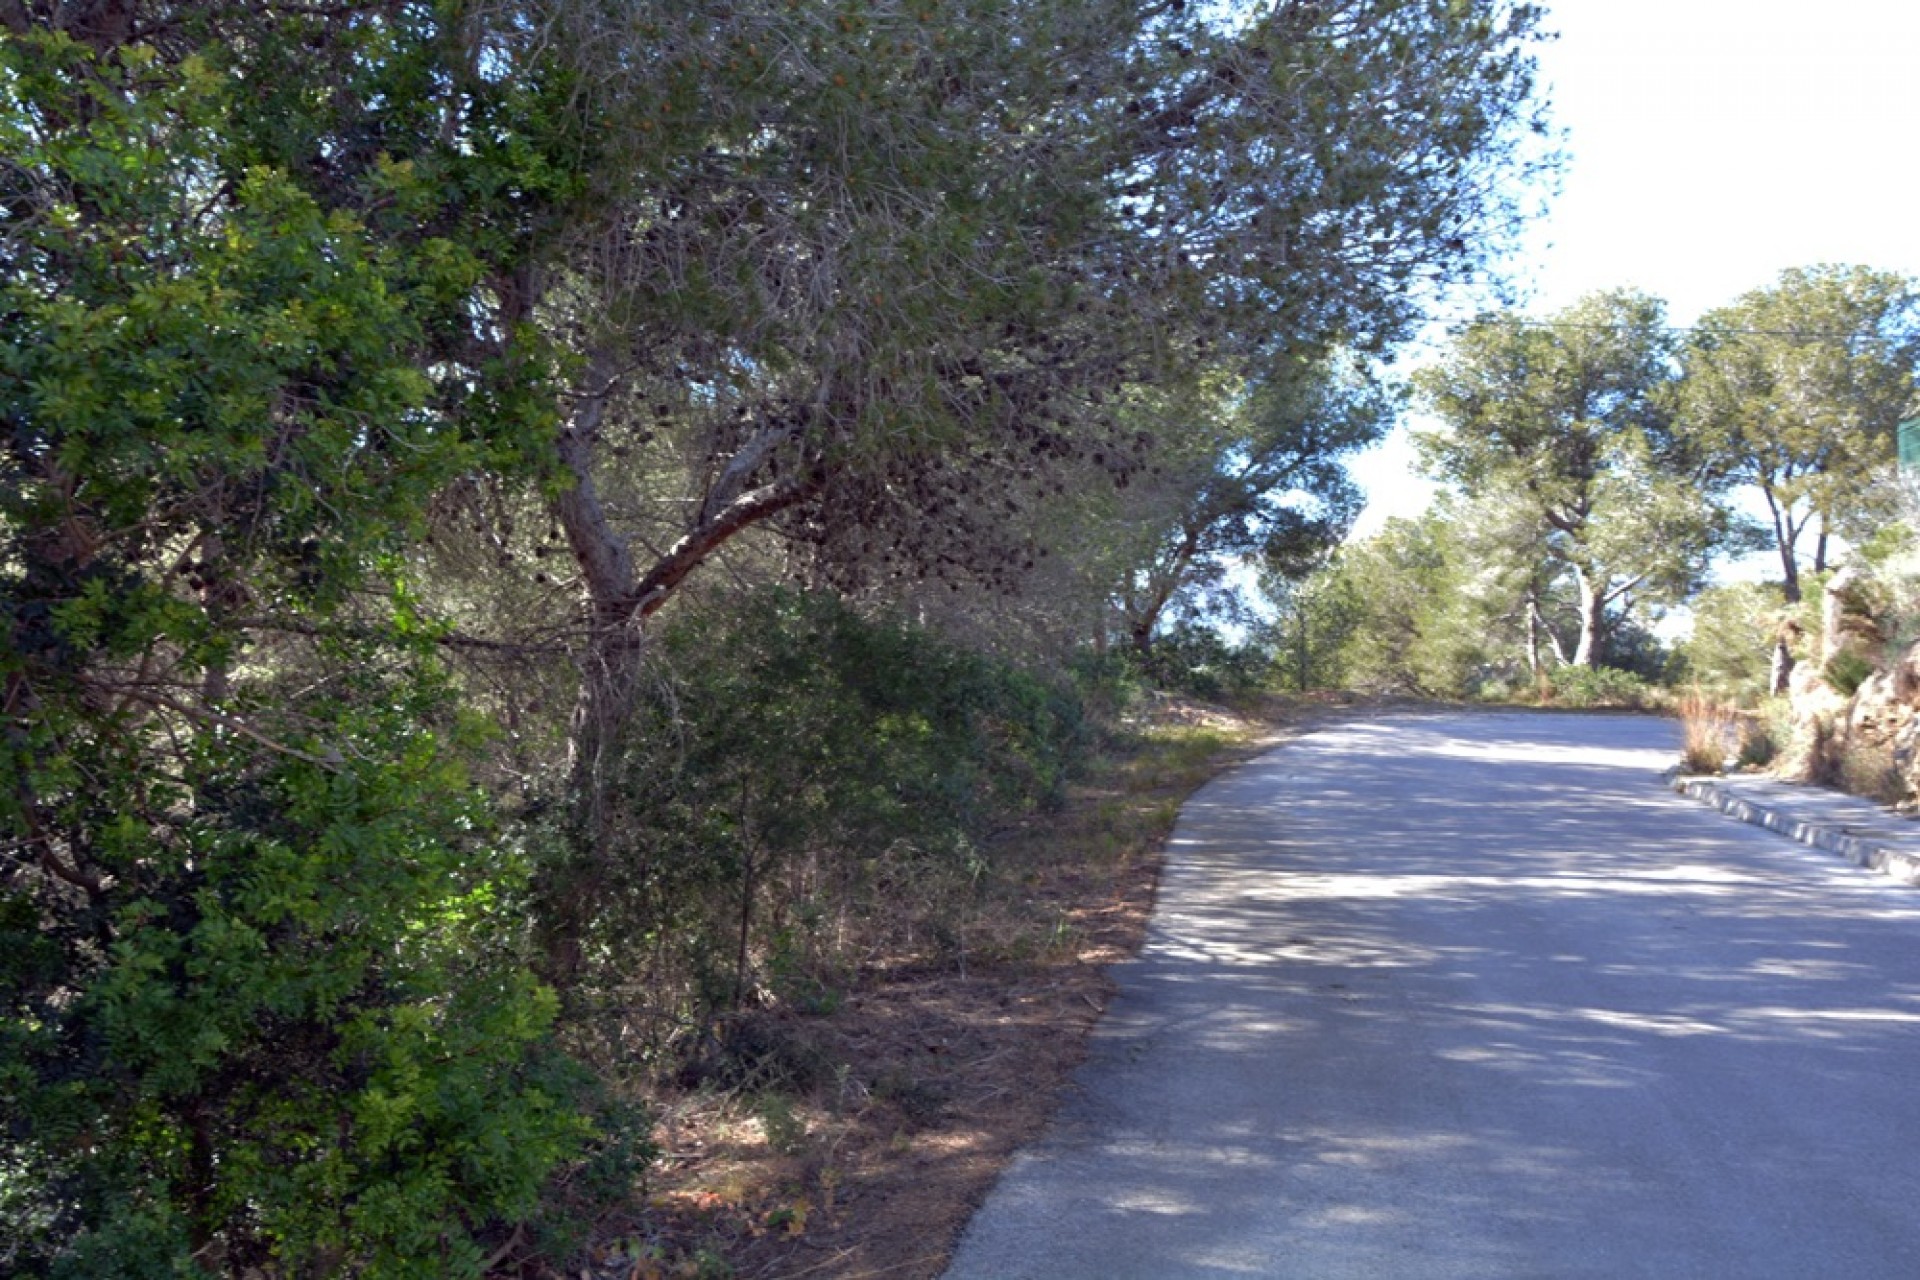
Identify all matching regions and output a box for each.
[1778,658,1854,783]
[1781,568,1920,807]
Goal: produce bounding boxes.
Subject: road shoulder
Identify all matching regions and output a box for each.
[1672,771,1920,885]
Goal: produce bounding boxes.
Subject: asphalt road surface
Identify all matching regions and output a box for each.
[944,711,1920,1279]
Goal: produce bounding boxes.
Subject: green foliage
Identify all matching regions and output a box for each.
[1416,290,1733,668]
[1263,569,1365,693]
[528,0,1554,680]
[1066,650,1147,721]
[1107,357,1394,652]
[1,20,607,1276]
[1746,700,1794,769]
[1,2,1559,1271]
[551,591,1088,1030]
[1678,582,1789,704]
[1313,513,1513,698]
[1139,624,1275,701]
[1678,265,1920,599]
[1549,665,1659,710]
[3,665,604,1277]
[1824,649,1877,697]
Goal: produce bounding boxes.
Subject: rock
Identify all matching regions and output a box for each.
[1778,660,1853,782]
[1777,569,1920,802]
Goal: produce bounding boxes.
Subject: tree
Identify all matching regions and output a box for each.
[1680,582,1793,702]
[1110,355,1393,657]
[540,0,1552,616]
[0,0,1557,1264]
[1262,562,1363,692]
[1,11,609,1273]
[1416,290,1725,667]
[1677,265,1920,688]
[1312,511,1503,696]
[519,0,1554,973]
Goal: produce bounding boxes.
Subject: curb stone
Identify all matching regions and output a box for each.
[1670,773,1920,887]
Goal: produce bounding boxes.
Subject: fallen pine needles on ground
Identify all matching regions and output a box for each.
[567,694,1325,1280]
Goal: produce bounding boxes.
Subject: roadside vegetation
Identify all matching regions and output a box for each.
[6,3,1920,1278]
[2,3,1542,1275]
[622,684,1289,1279]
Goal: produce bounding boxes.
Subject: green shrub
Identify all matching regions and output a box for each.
[2,670,604,1279]
[1550,665,1658,710]
[1824,649,1876,697]
[1067,649,1144,721]
[1140,624,1273,700]
[0,25,609,1274]
[1737,702,1788,769]
[551,590,1091,1039]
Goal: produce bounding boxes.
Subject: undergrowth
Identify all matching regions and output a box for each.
[617,694,1274,1278]
[1676,689,1742,774]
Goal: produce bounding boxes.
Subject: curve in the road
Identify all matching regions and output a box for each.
[944,710,1920,1280]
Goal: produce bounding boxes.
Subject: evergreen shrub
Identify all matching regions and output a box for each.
[555,590,1091,1049]
[1549,665,1658,710]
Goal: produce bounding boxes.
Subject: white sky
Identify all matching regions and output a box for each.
[1350,0,1920,540]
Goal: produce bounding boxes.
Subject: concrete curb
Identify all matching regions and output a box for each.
[1671,775,1920,887]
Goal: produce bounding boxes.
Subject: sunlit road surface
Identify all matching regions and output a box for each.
[944,711,1920,1279]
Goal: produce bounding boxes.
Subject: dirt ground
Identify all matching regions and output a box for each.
[554,695,1344,1280]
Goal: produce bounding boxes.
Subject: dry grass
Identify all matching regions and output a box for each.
[553,695,1321,1280]
[1676,688,1741,775]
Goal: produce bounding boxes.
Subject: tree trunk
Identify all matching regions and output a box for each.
[1763,483,1802,606]
[1126,549,1196,663]
[536,361,643,990]
[1530,594,1571,669]
[1571,567,1602,667]
[1524,587,1542,681]
[1130,615,1158,660]
[538,623,645,988]
[1769,636,1795,696]
[1295,605,1310,692]
[535,362,822,990]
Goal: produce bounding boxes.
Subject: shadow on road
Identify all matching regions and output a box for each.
[947,712,1920,1279]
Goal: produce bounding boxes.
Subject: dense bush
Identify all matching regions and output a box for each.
[550,591,1090,1044]
[1139,624,1274,701]
[1549,665,1660,710]
[1824,649,1876,697]
[1066,649,1147,721]
[0,27,603,1273]
[1,659,607,1279]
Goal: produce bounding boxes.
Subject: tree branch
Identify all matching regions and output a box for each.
[553,359,637,613]
[631,477,822,622]
[108,685,346,771]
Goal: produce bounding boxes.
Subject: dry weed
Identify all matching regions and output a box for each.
[614,696,1294,1280]
[1676,688,1740,774]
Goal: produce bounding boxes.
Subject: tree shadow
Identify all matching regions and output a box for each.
[947,712,1920,1278]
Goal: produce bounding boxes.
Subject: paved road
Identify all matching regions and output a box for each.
[944,711,1920,1279]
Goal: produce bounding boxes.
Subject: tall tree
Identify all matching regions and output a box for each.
[1112,355,1393,656]
[1311,511,1502,696]
[1677,265,1920,680]
[1416,290,1723,666]
[518,0,1555,972]
[531,0,1553,632]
